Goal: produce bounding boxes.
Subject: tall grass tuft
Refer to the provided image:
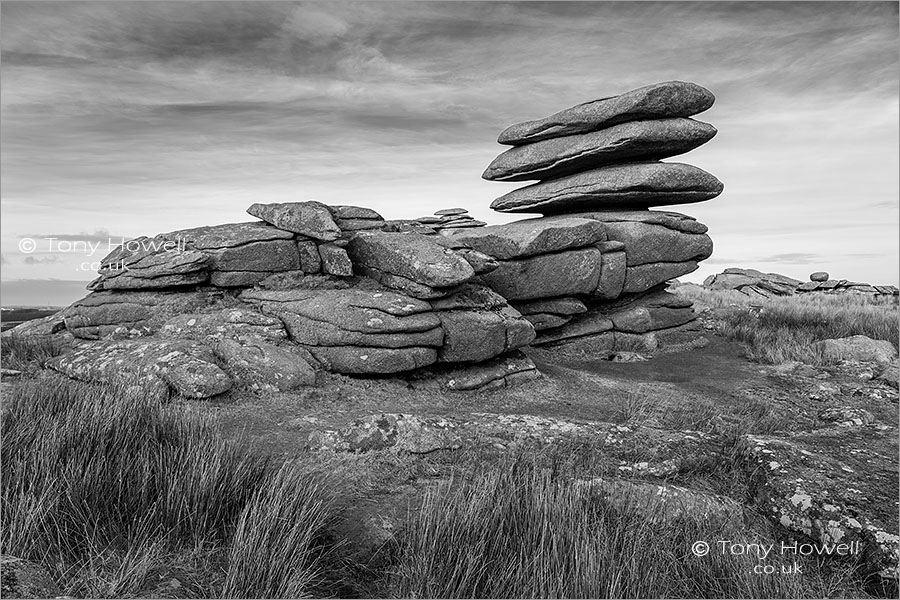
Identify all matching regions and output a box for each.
[1,377,339,598]
[391,452,861,599]
[222,461,338,599]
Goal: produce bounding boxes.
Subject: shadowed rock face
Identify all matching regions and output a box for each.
[497,80,715,145]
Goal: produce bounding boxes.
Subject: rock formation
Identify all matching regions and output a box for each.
[5,81,724,397]
[474,80,721,351]
[704,267,899,299]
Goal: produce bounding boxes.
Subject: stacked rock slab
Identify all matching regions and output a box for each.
[469,81,723,349]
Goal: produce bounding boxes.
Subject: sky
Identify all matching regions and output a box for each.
[1,1,898,307]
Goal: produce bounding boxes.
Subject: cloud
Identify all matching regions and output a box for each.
[22,230,122,243]
[1,0,897,304]
[23,255,61,265]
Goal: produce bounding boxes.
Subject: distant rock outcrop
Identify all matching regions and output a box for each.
[4,81,725,397]
[704,267,899,299]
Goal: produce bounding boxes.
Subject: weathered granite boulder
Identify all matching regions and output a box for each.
[212,338,316,392]
[347,231,475,298]
[436,304,534,363]
[47,339,232,399]
[441,216,607,259]
[478,247,603,301]
[64,289,221,339]
[593,220,712,266]
[484,118,717,181]
[90,222,301,290]
[741,428,899,588]
[810,271,830,282]
[490,162,724,214]
[703,267,802,298]
[816,336,898,365]
[89,239,208,290]
[497,81,715,145]
[247,201,341,241]
[241,287,442,374]
[0,555,60,599]
[159,308,288,344]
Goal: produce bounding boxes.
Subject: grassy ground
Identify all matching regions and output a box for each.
[1,373,875,598]
[2,288,893,598]
[676,284,899,364]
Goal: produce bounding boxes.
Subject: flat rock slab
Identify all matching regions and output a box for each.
[159,308,288,344]
[247,201,341,241]
[212,338,316,392]
[484,118,717,181]
[241,288,439,335]
[567,209,708,234]
[478,247,603,301]
[600,221,713,266]
[741,427,899,585]
[498,80,715,145]
[442,216,606,259]
[490,162,724,214]
[48,339,232,399]
[347,231,474,288]
[63,289,220,340]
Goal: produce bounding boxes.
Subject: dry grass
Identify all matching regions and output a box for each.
[390,451,869,599]
[676,284,898,364]
[1,377,339,598]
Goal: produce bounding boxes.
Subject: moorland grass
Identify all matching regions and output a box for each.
[676,284,899,364]
[0,377,337,598]
[390,452,868,599]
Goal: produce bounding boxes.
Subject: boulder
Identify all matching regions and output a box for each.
[478,247,603,301]
[435,208,468,216]
[429,284,508,312]
[511,297,587,316]
[297,240,322,273]
[498,80,715,145]
[703,268,802,297]
[1,555,60,599]
[437,306,535,363]
[48,339,232,399]
[810,271,830,282]
[327,205,384,220]
[159,308,288,344]
[454,248,500,274]
[568,209,709,234]
[241,288,439,336]
[440,351,541,391]
[595,248,627,299]
[490,162,724,214]
[247,201,341,241]
[212,338,316,391]
[533,310,614,345]
[816,336,898,365]
[63,289,218,339]
[484,118,717,181]
[318,243,353,277]
[347,231,475,290]
[598,221,713,266]
[441,216,606,259]
[307,346,437,374]
[524,313,572,330]
[89,240,208,290]
[623,261,699,294]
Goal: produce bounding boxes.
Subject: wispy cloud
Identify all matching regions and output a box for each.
[1,1,898,305]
